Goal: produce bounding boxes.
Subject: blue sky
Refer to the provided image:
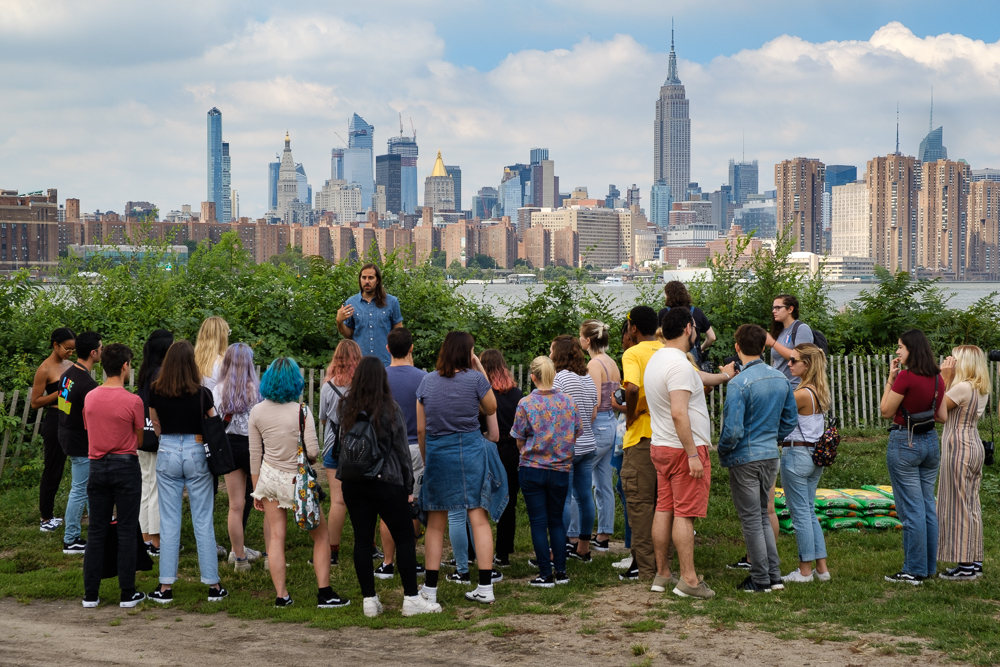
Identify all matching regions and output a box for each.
[1,1,999,217]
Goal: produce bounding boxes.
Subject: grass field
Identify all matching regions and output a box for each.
[1,426,999,665]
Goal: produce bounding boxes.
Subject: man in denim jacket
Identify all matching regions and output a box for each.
[718,324,798,593]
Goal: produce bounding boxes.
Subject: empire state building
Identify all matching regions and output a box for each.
[654,28,690,202]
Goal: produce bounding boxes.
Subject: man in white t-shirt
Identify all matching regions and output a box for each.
[644,307,734,600]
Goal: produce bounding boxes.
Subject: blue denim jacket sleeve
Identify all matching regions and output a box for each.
[389,295,402,327]
[717,383,744,453]
[777,383,799,442]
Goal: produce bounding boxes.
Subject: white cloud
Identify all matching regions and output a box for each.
[1,12,999,218]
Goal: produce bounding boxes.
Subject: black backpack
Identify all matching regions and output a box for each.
[791,320,829,357]
[335,411,385,482]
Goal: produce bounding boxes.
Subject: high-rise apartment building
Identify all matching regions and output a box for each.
[207,108,224,222]
[530,208,624,268]
[728,160,758,205]
[221,142,232,222]
[314,180,364,223]
[530,158,557,209]
[653,29,691,204]
[388,134,419,214]
[831,181,869,257]
[606,184,623,210]
[918,159,968,277]
[424,151,455,213]
[376,154,402,214]
[345,113,375,210]
[649,181,672,228]
[626,185,641,209]
[775,158,826,253]
[446,165,462,211]
[822,165,857,252]
[971,168,1000,183]
[732,199,777,239]
[967,180,1000,280]
[867,154,918,272]
[708,186,733,231]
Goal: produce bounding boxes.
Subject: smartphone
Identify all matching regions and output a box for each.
[613,387,626,406]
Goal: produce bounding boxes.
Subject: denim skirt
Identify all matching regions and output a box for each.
[420,430,508,519]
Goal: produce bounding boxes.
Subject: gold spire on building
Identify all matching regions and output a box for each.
[431,150,448,177]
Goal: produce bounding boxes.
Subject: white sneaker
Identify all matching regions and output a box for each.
[402,594,442,616]
[781,568,814,583]
[363,595,383,618]
[815,570,831,581]
[612,555,633,570]
[419,585,437,604]
[464,585,495,604]
[243,547,262,562]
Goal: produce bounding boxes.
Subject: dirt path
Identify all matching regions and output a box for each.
[0,596,964,667]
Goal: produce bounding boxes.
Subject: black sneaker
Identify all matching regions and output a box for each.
[146,544,160,557]
[62,538,86,555]
[939,567,977,581]
[372,545,384,560]
[590,538,610,551]
[529,574,555,588]
[885,571,923,585]
[317,590,350,608]
[149,585,172,604]
[275,595,294,608]
[309,555,339,566]
[374,562,395,580]
[207,586,229,602]
[554,571,570,585]
[619,564,639,581]
[973,562,984,577]
[493,555,510,568]
[415,562,426,577]
[726,555,752,570]
[120,591,146,608]
[490,569,503,584]
[568,550,592,563]
[445,571,471,584]
[738,576,771,593]
[82,592,100,608]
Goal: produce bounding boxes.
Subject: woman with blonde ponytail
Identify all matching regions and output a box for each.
[195,316,230,391]
[579,319,621,550]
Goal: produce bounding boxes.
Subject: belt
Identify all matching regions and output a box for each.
[98,453,139,461]
[781,441,813,447]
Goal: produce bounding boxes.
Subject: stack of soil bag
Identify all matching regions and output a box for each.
[775,485,902,534]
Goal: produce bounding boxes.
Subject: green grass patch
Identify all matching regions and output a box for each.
[3,433,1000,664]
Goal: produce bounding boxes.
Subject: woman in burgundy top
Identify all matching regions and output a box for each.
[879,329,946,585]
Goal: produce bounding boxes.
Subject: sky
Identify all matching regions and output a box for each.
[2,0,1000,218]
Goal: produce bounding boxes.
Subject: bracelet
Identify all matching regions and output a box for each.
[721,372,731,380]
[688,453,699,458]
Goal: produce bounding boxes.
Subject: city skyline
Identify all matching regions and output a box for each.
[3,5,1000,217]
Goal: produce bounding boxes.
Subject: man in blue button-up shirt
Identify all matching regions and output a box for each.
[718,323,798,594]
[336,263,403,366]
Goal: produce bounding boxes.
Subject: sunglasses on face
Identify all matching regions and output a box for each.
[789,357,803,365]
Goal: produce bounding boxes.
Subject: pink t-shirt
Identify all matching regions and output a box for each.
[82,386,144,458]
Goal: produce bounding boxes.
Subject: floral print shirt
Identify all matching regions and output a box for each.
[510,389,581,472]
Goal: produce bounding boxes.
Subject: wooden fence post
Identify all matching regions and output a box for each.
[0,391,20,481]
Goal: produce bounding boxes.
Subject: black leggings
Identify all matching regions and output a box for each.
[343,480,418,597]
[496,441,521,559]
[38,415,66,520]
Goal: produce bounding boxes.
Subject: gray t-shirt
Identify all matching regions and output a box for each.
[416,369,492,437]
[772,321,812,387]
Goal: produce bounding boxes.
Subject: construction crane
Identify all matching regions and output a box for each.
[410,117,416,140]
[398,112,404,137]
[333,132,348,147]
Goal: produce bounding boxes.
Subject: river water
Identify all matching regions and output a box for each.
[453,282,1000,316]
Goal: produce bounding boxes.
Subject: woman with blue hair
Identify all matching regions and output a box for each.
[213,343,266,571]
[250,357,348,609]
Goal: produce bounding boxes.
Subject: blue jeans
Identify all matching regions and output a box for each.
[886,429,940,578]
[612,451,631,548]
[591,411,617,535]
[780,447,827,562]
[563,451,596,540]
[156,434,219,585]
[448,509,472,574]
[519,466,570,578]
[64,456,90,543]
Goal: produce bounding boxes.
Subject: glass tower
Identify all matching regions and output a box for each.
[346,114,375,210]
[207,108,223,219]
[388,135,418,214]
[268,159,280,210]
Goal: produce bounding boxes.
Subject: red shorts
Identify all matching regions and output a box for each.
[650,445,711,517]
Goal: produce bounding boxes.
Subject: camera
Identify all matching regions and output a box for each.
[989,350,1000,363]
[723,354,743,374]
[613,387,626,406]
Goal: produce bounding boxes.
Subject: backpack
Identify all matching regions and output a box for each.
[321,381,345,461]
[335,411,385,482]
[791,320,829,357]
[803,387,839,467]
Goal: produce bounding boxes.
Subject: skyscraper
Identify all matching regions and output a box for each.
[606,184,622,209]
[499,169,523,231]
[831,181,869,257]
[626,184,641,209]
[653,26,691,204]
[275,133,311,225]
[330,148,344,181]
[445,165,462,211]
[376,154,402,214]
[295,163,311,207]
[917,159,968,277]
[728,159,758,205]
[917,97,948,163]
[649,181,672,228]
[530,147,549,165]
[268,157,280,211]
[775,158,826,253]
[344,113,375,211]
[822,165,857,249]
[207,108,224,220]
[967,180,1000,279]
[867,154,918,272]
[388,133,418,214]
[471,187,499,219]
[530,153,557,209]
[221,142,232,222]
[424,151,455,213]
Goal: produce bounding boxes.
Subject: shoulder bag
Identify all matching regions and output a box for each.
[201,388,236,476]
[802,387,839,467]
[900,375,939,437]
[294,404,322,530]
[321,381,346,462]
